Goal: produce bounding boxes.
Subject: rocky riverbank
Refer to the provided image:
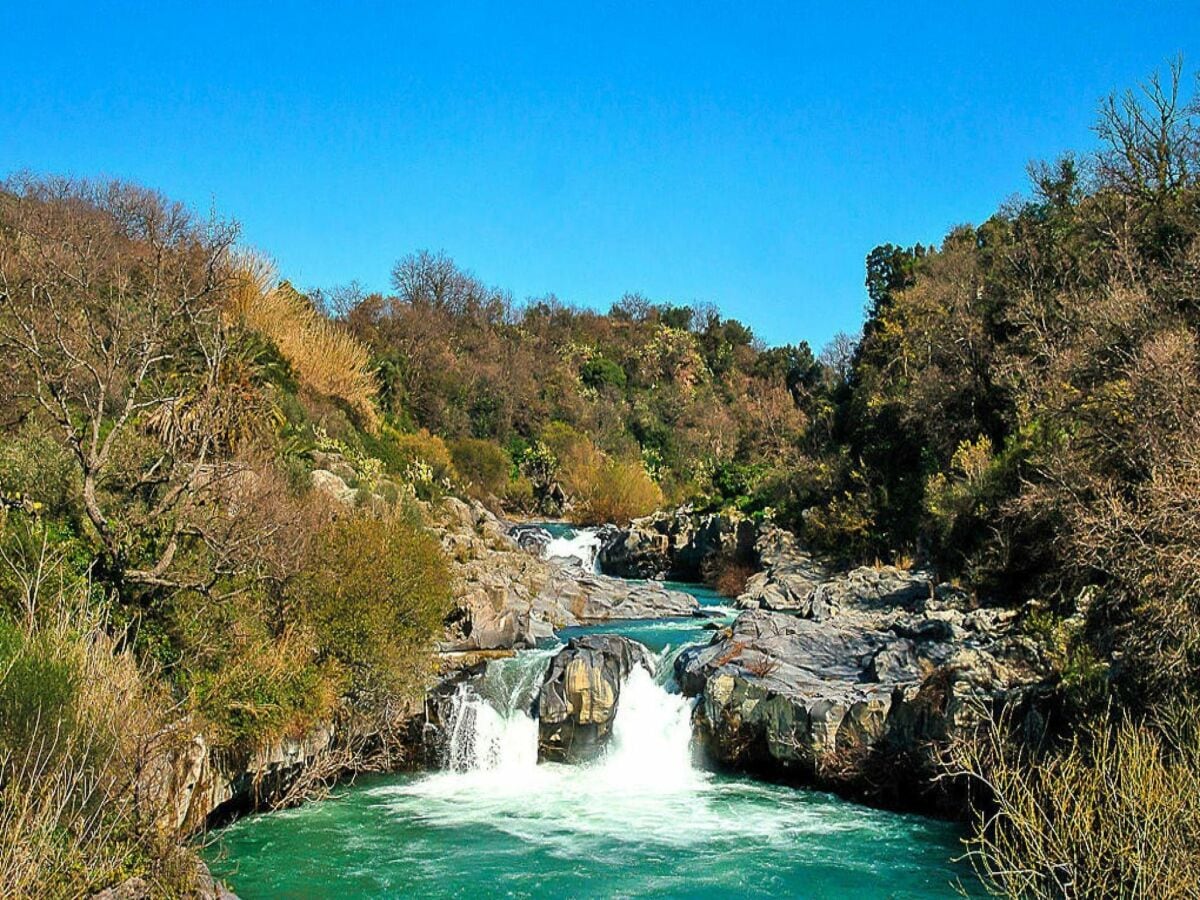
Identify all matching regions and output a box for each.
[677,562,1048,810]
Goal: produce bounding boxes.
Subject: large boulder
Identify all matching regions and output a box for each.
[541,569,699,622]
[537,635,652,762]
[599,507,756,580]
[678,583,1047,808]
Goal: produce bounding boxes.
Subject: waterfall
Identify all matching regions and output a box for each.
[440,642,696,787]
[443,647,554,773]
[603,665,699,792]
[543,527,603,572]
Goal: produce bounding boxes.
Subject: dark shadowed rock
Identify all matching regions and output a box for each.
[600,507,756,580]
[538,635,652,762]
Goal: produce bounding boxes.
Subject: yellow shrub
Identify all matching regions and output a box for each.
[230,259,378,428]
[569,458,663,526]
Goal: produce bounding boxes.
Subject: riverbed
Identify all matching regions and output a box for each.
[203,529,979,898]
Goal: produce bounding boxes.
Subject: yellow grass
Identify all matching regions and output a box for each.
[230,255,378,428]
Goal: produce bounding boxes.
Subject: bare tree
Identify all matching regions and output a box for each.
[0,175,243,593]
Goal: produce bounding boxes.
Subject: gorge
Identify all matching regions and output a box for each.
[202,520,1001,898]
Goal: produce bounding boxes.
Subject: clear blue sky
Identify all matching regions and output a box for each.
[4,2,1198,349]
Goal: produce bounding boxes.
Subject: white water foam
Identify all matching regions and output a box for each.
[542,527,603,572]
[378,648,866,854]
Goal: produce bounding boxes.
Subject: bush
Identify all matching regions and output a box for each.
[449,438,511,499]
[568,458,663,526]
[230,267,378,428]
[0,420,78,516]
[0,569,191,896]
[299,514,452,699]
[382,428,456,483]
[951,706,1200,898]
[580,357,627,391]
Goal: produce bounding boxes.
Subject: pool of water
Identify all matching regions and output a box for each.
[204,767,976,899]
[203,533,980,898]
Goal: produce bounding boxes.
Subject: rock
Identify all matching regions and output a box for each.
[540,569,699,622]
[310,469,357,507]
[538,635,651,762]
[735,525,830,612]
[510,523,552,555]
[92,860,238,899]
[138,722,337,835]
[808,565,935,616]
[677,595,1047,807]
[599,507,756,580]
[436,501,700,653]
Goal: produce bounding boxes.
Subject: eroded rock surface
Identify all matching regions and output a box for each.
[538,635,651,762]
[679,567,1047,807]
[599,507,756,580]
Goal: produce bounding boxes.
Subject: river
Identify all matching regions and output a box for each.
[203,526,979,898]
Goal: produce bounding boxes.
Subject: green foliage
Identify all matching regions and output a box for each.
[299,514,452,699]
[0,618,80,760]
[449,437,511,499]
[0,421,78,516]
[579,357,627,391]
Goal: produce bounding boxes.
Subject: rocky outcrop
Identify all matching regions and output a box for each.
[678,568,1046,809]
[539,567,699,622]
[139,723,338,835]
[537,635,652,762]
[735,525,830,612]
[435,502,701,652]
[599,507,756,580]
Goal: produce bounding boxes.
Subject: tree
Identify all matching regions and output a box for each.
[0,176,245,593]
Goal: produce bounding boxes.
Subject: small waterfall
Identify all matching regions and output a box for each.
[442,648,554,773]
[441,641,696,790]
[444,685,539,772]
[604,665,699,792]
[543,527,603,572]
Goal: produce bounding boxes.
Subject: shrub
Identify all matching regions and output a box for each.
[382,428,456,482]
[0,420,78,516]
[299,514,452,699]
[449,438,511,499]
[950,706,1200,898]
[568,458,663,526]
[713,561,755,598]
[580,357,627,391]
[230,265,378,428]
[0,563,192,896]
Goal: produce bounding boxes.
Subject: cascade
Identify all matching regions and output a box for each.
[440,641,696,786]
[542,527,603,572]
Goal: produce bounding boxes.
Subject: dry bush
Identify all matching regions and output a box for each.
[713,561,755,598]
[0,548,193,896]
[567,457,663,526]
[230,259,378,428]
[949,706,1200,899]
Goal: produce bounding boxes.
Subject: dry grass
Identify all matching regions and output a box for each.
[948,706,1200,899]
[229,254,378,428]
[0,564,194,897]
[713,561,755,598]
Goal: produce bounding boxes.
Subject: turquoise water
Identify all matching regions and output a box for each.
[204,769,975,899]
[203,546,980,898]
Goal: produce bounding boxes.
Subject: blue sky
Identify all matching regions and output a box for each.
[4,2,1198,349]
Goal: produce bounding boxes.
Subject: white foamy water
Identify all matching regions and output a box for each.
[542,527,603,572]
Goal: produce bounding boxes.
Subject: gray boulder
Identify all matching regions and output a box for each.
[538,635,652,762]
[599,507,756,580]
[677,601,1046,804]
